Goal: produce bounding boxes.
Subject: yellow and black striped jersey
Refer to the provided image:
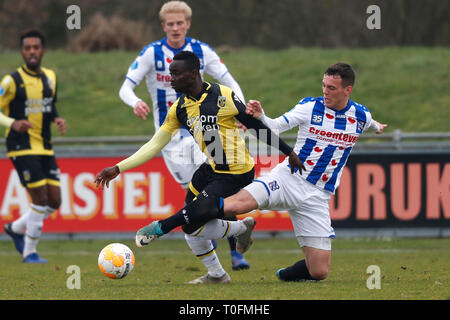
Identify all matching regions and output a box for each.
[160,82,293,175]
[0,65,59,157]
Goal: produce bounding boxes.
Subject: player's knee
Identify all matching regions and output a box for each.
[30,194,49,207]
[47,186,62,209]
[47,198,61,210]
[224,200,241,217]
[181,225,194,234]
[224,197,253,217]
[192,195,222,221]
[223,191,257,218]
[309,266,329,280]
[28,186,49,206]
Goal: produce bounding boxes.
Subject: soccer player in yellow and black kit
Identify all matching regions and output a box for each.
[95,51,305,283]
[1,29,66,263]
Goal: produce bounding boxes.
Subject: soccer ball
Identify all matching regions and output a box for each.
[98,243,135,279]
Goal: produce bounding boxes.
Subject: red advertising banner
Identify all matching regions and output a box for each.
[1,153,449,233]
[0,155,294,233]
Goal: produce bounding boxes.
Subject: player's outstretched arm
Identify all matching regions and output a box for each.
[94,129,172,189]
[246,99,264,118]
[236,103,305,174]
[288,151,306,174]
[246,99,294,133]
[119,79,150,120]
[242,116,305,175]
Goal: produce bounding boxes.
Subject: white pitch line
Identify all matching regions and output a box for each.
[0,247,446,257]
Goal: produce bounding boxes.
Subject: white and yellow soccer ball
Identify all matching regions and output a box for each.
[98,243,135,279]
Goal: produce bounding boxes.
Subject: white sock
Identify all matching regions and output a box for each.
[191,219,247,240]
[184,234,226,278]
[23,204,47,258]
[11,211,30,234]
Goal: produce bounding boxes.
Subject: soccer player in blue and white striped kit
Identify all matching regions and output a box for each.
[226,62,388,281]
[136,62,387,282]
[118,1,250,272]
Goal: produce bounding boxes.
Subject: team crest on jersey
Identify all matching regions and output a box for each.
[268,180,280,191]
[217,96,226,108]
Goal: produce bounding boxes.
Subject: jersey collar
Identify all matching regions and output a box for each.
[162,36,191,54]
[323,97,352,114]
[22,65,42,77]
[186,82,210,102]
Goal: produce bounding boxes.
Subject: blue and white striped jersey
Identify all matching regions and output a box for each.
[261,96,378,194]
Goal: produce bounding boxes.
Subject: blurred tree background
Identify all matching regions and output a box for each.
[0,0,449,51]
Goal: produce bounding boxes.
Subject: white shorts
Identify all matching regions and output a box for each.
[161,131,207,189]
[244,163,336,240]
[296,236,332,251]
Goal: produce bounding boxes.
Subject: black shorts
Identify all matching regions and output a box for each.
[186,163,255,204]
[10,155,60,189]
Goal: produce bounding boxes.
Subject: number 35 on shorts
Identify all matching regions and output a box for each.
[268,180,280,191]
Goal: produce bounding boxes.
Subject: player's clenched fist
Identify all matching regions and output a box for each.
[246,100,263,118]
[134,101,150,120]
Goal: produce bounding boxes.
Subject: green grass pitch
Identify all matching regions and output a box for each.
[0,237,448,300]
[1,47,449,137]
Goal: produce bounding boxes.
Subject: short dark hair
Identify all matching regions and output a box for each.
[20,28,46,47]
[173,51,200,72]
[325,63,355,87]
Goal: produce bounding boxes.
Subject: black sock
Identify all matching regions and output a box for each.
[279,259,314,281]
[227,235,237,251]
[160,196,224,234]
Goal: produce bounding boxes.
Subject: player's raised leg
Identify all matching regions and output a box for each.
[135,187,259,245]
